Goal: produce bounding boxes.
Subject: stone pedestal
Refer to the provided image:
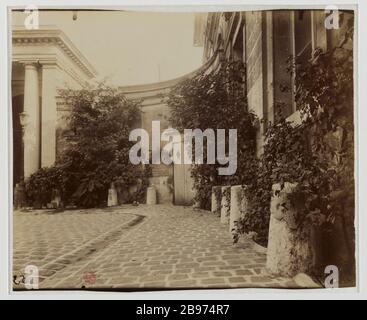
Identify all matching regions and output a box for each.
[229,185,243,233]
[146,186,157,205]
[211,186,221,215]
[266,182,315,277]
[107,183,118,207]
[220,186,231,224]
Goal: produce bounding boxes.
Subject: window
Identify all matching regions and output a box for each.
[294,10,312,64]
[291,10,312,111]
[233,22,244,62]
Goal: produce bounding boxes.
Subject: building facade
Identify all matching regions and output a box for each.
[197,10,353,155]
[196,10,355,282]
[11,26,97,187]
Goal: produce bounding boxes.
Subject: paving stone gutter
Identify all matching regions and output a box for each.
[14,213,145,289]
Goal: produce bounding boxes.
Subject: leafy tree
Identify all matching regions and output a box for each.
[26,83,150,208]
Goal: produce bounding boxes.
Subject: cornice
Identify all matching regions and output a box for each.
[118,51,218,96]
[12,54,90,88]
[12,26,97,79]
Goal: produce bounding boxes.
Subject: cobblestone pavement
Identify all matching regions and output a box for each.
[13,207,138,288]
[13,204,300,290]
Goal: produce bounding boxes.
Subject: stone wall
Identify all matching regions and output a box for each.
[245,11,265,157]
[120,86,174,204]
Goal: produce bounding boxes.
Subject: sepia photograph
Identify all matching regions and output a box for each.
[10,6,356,291]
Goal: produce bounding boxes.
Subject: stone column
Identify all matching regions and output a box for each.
[41,64,57,167]
[266,183,315,277]
[220,186,231,224]
[229,185,242,234]
[23,63,41,178]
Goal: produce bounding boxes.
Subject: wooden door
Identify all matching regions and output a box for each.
[174,163,194,205]
[173,136,194,205]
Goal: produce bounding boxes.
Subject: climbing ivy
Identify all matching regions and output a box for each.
[223,186,231,212]
[235,19,354,248]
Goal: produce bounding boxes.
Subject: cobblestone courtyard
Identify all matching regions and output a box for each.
[13,204,299,290]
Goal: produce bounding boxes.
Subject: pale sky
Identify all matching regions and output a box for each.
[12,10,204,86]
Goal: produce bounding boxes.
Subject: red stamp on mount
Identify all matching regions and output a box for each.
[82,271,96,285]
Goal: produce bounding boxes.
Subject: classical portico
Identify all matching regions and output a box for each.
[12,27,97,185]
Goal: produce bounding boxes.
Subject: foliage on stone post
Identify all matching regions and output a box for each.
[240,185,250,221]
[266,182,315,277]
[220,186,231,224]
[211,186,221,215]
[229,185,243,234]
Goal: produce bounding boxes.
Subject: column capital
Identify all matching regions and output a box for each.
[19,58,58,69]
[21,61,40,69]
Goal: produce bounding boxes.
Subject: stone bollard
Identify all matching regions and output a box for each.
[220,186,231,224]
[107,183,118,207]
[146,186,157,205]
[13,182,26,209]
[211,186,221,215]
[266,182,315,277]
[240,185,250,222]
[51,189,62,209]
[229,185,243,234]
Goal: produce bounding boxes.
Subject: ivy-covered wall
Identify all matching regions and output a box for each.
[195,10,355,285]
[203,10,354,155]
